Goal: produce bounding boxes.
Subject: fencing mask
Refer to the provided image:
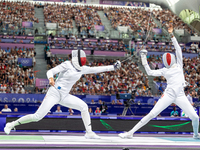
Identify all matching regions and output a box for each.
[162,53,176,68]
[71,50,86,71]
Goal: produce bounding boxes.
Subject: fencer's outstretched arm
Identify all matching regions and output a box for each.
[82,65,114,74]
[169,24,183,67]
[46,61,69,79]
[144,64,165,77]
[171,36,183,67]
[140,49,165,77]
[82,60,121,74]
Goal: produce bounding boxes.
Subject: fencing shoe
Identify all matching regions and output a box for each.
[118,132,133,139]
[85,131,101,139]
[4,122,15,135]
[193,134,200,139]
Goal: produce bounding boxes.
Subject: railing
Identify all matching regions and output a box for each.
[46,26,129,39]
[0,22,170,42]
[0,25,46,36]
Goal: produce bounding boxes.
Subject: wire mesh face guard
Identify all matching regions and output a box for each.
[72,50,86,71]
[162,53,176,68]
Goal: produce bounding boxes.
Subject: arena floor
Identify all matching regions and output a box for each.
[0,132,200,150]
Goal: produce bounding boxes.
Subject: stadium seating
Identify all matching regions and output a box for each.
[0,1,38,36]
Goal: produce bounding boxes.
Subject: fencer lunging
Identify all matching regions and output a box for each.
[119,25,200,139]
[4,50,121,139]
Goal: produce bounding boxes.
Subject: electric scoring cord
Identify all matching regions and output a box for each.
[122,7,155,63]
[143,9,153,47]
[121,55,133,63]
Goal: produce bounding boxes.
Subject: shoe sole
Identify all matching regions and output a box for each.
[85,136,101,139]
[4,127,10,135]
[118,134,133,139]
[118,134,125,139]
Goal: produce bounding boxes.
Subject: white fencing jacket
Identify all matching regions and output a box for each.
[144,37,186,97]
[47,61,114,95]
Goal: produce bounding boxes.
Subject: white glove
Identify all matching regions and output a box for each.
[114,60,121,70]
[140,49,148,66]
[140,49,148,56]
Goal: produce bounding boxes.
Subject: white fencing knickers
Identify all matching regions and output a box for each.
[12,87,92,132]
[129,89,199,136]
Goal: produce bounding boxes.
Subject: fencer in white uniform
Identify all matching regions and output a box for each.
[4,50,121,139]
[119,26,200,139]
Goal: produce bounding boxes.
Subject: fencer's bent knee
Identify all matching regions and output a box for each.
[32,113,43,122]
[140,111,156,124]
[149,111,157,118]
[79,102,88,112]
[192,114,199,122]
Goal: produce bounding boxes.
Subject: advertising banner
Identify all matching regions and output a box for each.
[18,58,33,66]
[46,23,57,29]
[22,22,33,28]
[118,26,129,33]
[94,25,104,31]
[35,78,49,88]
[152,28,162,34]
[99,0,124,5]
[0,93,198,104]
[99,0,149,7]
[0,93,45,103]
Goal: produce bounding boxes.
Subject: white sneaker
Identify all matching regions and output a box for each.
[4,122,15,135]
[193,134,200,139]
[118,132,133,139]
[85,131,101,139]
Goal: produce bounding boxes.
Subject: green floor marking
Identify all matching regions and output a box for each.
[149,121,191,131]
[0,136,44,141]
[100,119,114,130]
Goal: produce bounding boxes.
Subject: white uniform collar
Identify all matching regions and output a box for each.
[71,61,81,72]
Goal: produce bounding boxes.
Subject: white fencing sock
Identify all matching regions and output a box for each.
[81,111,92,133]
[192,117,199,136]
[129,112,154,134]
[12,114,34,127]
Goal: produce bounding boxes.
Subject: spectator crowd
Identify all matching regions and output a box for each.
[43,4,103,37]
[152,9,199,36]
[0,1,38,35]
[48,37,126,52]
[0,45,36,94]
[104,7,157,32]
